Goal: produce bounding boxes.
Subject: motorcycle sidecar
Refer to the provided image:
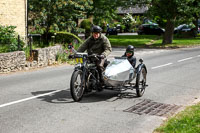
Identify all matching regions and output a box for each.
[103,57,147,97]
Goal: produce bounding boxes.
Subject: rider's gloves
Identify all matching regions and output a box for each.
[68,54,73,59]
[99,54,105,59]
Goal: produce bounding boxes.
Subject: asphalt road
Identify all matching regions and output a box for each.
[1,47,200,133]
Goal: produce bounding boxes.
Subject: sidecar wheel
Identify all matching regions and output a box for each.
[136,67,147,97]
[70,70,85,102]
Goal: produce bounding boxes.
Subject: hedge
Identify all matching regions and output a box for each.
[53,31,83,44]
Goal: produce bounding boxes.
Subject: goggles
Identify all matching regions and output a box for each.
[126,51,133,54]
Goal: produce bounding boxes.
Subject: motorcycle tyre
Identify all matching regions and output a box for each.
[70,70,85,102]
[136,66,147,97]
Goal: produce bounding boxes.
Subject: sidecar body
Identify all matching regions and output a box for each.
[103,57,136,87]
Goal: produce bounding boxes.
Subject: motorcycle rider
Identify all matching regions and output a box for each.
[77,25,112,90]
[122,45,136,68]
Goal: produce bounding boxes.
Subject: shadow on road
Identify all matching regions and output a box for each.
[80,90,138,103]
[31,89,74,103]
[31,89,138,103]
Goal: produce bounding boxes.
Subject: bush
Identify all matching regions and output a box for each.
[53,31,83,44]
[0,25,24,53]
[80,19,92,39]
[80,19,92,32]
[56,51,68,64]
[53,32,82,64]
[56,42,80,64]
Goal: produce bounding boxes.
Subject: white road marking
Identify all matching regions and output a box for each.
[151,55,199,70]
[177,57,194,62]
[0,90,61,108]
[151,63,173,69]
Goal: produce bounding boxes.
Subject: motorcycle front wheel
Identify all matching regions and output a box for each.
[70,70,85,102]
[136,66,147,97]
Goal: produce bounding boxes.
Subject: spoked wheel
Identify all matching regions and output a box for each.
[136,66,147,97]
[70,70,85,102]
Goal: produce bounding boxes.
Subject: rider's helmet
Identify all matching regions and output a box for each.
[91,25,102,33]
[126,45,135,55]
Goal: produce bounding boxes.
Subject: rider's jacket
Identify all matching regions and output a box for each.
[122,53,137,68]
[77,34,112,57]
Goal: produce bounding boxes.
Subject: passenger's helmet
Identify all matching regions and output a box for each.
[91,25,102,33]
[126,45,134,55]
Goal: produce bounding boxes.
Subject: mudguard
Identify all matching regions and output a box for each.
[136,63,147,74]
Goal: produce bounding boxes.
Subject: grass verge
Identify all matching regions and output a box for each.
[154,102,200,133]
[108,34,200,48]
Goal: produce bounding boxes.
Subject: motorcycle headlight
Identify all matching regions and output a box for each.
[74,63,82,68]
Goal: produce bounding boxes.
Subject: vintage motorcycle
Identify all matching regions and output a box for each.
[68,46,147,102]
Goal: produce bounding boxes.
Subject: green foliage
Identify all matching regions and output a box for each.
[90,0,120,25]
[52,31,82,64]
[0,25,24,53]
[56,51,68,64]
[56,42,80,64]
[122,14,142,32]
[54,31,83,44]
[120,0,200,44]
[29,0,93,34]
[0,25,17,44]
[0,45,9,53]
[145,0,200,27]
[108,34,200,48]
[155,102,200,133]
[80,19,92,32]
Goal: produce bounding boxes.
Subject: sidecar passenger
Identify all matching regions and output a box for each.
[122,45,136,68]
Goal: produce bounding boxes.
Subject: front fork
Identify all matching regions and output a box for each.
[74,63,87,92]
[81,67,87,90]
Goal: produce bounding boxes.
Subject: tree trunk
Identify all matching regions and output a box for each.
[192,17,198,37]
[162,20,175,45]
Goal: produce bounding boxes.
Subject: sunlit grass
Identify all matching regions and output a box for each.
[154,102,200,133]
[108,34,200,48]
[108,35,159,47]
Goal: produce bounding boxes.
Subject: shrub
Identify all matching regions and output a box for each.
[56,51,68,64]
[0,25,24,53]
[80,19,92,39]
[80,19,92,32]
[53,31,82,64]
[56,42,80,64]
[53,31,83,44]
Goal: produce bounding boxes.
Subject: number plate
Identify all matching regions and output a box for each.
[75,58,83,63]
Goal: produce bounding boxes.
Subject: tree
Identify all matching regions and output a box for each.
[120,0,200,44]
[88,0,121,27]
[29,0,93,43]
[186,1,200,36]
[149,0,200,44]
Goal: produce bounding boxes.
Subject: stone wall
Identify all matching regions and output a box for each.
[36,45,63,67]
[0,0,26,39]
[0,45,63,74]
[0,51,26,73]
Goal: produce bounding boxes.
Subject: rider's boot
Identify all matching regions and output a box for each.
[97,67,105,92]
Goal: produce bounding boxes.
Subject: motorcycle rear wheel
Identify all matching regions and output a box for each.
[70,70,85,102]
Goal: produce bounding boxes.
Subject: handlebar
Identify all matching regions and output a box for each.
[68,53,104,61]
[67,44,77,53]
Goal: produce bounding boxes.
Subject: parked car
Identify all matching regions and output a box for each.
[137,24,165,35]
[198,25,200,34]
[174,24,192,34]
